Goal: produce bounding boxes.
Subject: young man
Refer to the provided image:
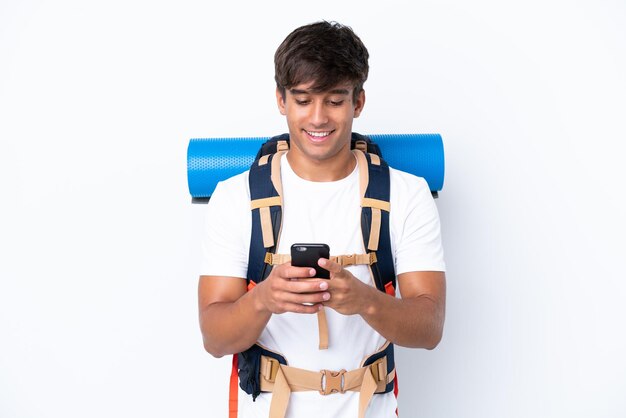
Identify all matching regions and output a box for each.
[198,21,446,418]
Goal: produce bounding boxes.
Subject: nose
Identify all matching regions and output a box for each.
[310,101,329,127]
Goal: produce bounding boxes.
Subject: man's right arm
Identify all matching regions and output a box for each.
[198,175,330,357]
[198,265,331,358]
[198,275,261,358]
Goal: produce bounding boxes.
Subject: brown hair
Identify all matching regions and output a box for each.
[274,21,369,103]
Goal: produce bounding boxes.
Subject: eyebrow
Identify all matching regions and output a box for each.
[289,88,350,96]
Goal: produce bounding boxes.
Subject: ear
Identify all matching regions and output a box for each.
[276,88,287,115]
[353,89,366,118]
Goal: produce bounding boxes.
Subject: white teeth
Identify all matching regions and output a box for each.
[307,131,331,137]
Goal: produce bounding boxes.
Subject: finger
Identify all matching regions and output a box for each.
[277,265,317,280]
[285,291,331,305]
[283,278,329,293]
[318,258,343,274]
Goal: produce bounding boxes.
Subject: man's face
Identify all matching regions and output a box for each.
[276,81,365,164]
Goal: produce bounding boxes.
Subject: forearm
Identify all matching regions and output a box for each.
[199,287,271,358]
[360,287,445,349]
[318,260,446,348]
[199,266,329,357]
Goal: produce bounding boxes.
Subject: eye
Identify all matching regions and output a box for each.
[329,100,345,106]
[295,99,310,105]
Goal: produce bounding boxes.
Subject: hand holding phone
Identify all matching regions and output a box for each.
[290,243,330,279]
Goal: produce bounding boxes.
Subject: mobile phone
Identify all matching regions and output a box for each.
[290,243,330,279]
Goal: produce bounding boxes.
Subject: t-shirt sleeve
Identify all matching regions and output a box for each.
[199,172,251,278]
[390,169,446,275]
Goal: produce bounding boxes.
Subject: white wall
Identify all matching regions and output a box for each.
[1,1,624,417]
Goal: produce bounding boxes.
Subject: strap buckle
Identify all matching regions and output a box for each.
[264,357,280,383]
[369,358,386,383]
[336,254,356,266]
[320,369,346,395]
[354,140,368,152]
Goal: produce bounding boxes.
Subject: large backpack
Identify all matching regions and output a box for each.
[235,132,397,401]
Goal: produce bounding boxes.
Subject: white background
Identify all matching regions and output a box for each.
[1,0,625,417]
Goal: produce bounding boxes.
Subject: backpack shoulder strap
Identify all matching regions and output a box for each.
[247,132,395,294]
[246,135,289,285]
[354,146,397,295]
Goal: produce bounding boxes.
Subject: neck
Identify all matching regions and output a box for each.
[286,149,356,182]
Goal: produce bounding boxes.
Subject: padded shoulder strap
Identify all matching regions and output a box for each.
[354,149,396,294]
[247,149,285,284]
[247,132,394,293]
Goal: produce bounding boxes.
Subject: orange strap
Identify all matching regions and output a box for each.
[384,281,396,297]
[229,355,239,418]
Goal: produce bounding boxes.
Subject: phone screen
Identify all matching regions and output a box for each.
[290,243,330,279]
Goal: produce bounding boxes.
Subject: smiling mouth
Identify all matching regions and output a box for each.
[305,130,334,141]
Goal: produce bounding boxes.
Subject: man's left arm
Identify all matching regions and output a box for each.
[319,259,446,349]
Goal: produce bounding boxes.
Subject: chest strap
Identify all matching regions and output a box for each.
[259,355,395,418]
[264,252,377,266]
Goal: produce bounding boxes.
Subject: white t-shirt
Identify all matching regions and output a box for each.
[201,153,445,418]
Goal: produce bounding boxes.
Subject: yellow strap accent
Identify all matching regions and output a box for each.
[361,198,390,212]
[367,208,382,251]
[271,151,286,197]
[358,367,378,418]
[361,197,388,252]
[250,196,282,210]
[331,253,376,266]
[252,196,281,249]
[354,149,390,253]
[260,358,393,392]
[264,253,376,266]
[260,356,394,418]
[317,308,329,350]
[354,150,368,200]
[268,366,290,418]
[251,152,285,251]
[260,207,274,248]
[265,253,291,265]
[258,154,270,166]
[369,153,380,166]
[259,142,288,167]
